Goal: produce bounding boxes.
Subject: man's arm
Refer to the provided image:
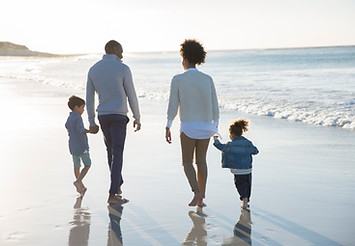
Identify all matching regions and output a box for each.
[123,67,141,131]
[86,75,99,133]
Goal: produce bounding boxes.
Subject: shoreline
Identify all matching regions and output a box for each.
[0,77,354,245]
[2,43,354,57]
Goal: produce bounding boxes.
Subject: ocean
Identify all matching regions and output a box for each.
[0,46,354,130]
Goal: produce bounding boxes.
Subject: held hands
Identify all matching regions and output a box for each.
[89,125,99,134]
[165,127,172,144]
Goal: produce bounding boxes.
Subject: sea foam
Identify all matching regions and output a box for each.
[1,47,354,130]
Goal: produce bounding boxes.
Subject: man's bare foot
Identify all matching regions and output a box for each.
[189,191,202,207]
[107,195,129,204]
[241,198,248,209]
[115,188,122,197]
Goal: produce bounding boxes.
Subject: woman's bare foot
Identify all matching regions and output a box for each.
[189,191,202,206]
[107,194,129,204]
[197,198,207,208]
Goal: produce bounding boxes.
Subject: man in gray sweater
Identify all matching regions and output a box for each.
[86,40,141,204]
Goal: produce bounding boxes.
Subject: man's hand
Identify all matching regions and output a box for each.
[165,127,172,144]
[89,125,99,134]
[134,121,141,132]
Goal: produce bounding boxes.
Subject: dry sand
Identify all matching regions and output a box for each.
[0,77,354,245]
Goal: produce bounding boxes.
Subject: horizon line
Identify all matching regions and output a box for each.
[69,44,355,56]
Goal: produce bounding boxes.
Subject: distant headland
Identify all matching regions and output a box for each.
[0,42,58,57]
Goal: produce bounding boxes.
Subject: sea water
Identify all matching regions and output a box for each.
[0,46,354,130]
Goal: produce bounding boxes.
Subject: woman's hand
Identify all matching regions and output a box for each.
[165,127,172,144]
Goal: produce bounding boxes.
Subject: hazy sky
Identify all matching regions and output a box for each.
[1,0,355,54]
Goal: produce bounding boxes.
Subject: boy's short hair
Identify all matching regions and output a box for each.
[68,95,85,110]
[229,118,249,137]
[180,39,206,65]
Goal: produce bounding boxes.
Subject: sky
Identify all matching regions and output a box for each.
[1,0,355,54]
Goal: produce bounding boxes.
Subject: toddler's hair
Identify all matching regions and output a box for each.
[68,95,85,110]
[229,118,249,137]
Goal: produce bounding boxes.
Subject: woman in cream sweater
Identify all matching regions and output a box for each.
[165,39,219,207]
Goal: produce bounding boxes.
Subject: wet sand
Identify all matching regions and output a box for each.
[0,78,354,245]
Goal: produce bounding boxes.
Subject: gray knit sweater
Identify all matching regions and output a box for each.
[86,54,140,126]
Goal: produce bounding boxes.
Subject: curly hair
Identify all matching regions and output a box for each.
[68,95,85,110]
[229,118,249,137]
[180,39,206,65]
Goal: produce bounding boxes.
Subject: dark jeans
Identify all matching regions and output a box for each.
[98,114,129,194]
[234,173,252,201]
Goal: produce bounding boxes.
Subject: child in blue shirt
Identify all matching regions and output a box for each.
[65,95,94,196]
[213,119,259,209]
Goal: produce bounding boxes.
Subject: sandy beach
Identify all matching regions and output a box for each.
[0,76,354,246]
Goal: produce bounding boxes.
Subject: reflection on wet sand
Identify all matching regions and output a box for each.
[183,208,207,246]
[223,209,252,246]
[68,197,91,246]
[107,204,123,246]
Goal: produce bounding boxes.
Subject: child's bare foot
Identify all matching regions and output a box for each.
[107,195,129,204]
[241,198,248,209]
[80,187,87,197]
[189,191,202,207]
[73,181,81,193]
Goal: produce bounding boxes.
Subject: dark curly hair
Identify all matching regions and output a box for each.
[68,95,85,110]
[229,118,249,137]
[180,39,206,65]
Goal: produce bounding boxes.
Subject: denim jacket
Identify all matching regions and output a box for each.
[213,136,259,169]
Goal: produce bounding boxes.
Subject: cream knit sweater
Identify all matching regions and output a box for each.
[167,70,219,123]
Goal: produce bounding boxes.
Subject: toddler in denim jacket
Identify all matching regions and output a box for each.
[213,118,259,209]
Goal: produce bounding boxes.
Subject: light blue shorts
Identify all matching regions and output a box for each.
[72,152,91,168]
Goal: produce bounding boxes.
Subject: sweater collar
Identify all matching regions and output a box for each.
[102,54,122,62]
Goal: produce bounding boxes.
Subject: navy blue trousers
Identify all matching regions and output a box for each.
[234,173,252,201]
[98,114,129,194]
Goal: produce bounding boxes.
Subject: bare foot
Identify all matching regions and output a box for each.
[197,198,207,208]
[115,188,123,197]
[107,196,129,204]
[189,191,202,207]
[73,181,81,193]
[241,198,248,209]
[80,188,87,197]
